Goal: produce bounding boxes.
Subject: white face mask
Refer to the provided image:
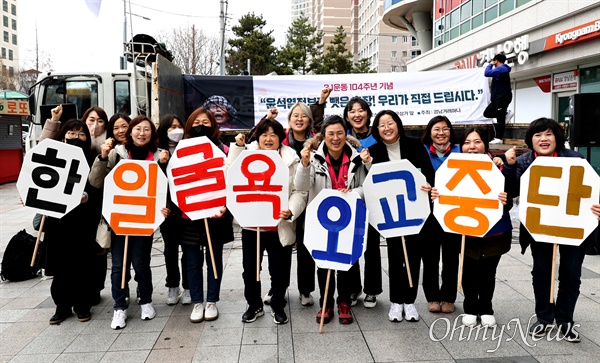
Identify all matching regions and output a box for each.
[167,128,184,142]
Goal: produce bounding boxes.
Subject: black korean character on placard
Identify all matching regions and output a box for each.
[26,147,83,213]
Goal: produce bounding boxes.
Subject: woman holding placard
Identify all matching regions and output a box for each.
[420,116,462,314]
[157,114,191,306]
[228,117,306,325]
[295,115,368,325]
[503,118,600,342]
[174,108,234,323]
[89,115,170,330]
[362,110,435,322]
[45,119,100,324]
[453,128,513,328]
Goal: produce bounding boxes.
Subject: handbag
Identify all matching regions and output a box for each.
[96,217,112,248]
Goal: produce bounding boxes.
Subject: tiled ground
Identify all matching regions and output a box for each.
[1,181,599,362]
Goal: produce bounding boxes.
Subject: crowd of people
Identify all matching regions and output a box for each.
[35,88,600,344]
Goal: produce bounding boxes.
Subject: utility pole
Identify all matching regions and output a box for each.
[35,22,39,71]
[121,0,127,70]
[219,0,227,75]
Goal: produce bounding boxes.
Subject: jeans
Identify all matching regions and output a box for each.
[483,95,512,139]
[111,233,153,310]
[421,218,460,303]
[317,263,359,308]
[181,243,223,304]
[530,240,587,327]
[161,216,189,289]
[387,235,421,304]
[241,229,292,310]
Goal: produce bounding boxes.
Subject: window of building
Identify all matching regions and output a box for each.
[11,33,16,45]
[2,1,7,12]
[8,66,13,76]
[500,0,515,15]
[402,50,407,57]
[2,15,8,27]
[1,47,5,59]
[485,6,498,22]
[401,66,407,72]
[3,31,7,42]
[411,50,421,58]
[391,36,397,43]
[1,65,6,75]
[402,35,408,42]
[411,37,418,46]
[461,1,472,21]
[11,18,15,30]
[10,3,16,16]
[460,21,471,35]
[391,65,397,72]
[391,51,397,58]
[8,48,12,60]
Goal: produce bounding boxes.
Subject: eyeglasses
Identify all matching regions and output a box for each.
[292,114,310,120]
[66,131,87,138]
[133,126,152,133]
[432,127,451,133]
[325,132,345,139]
[377,122,396,129]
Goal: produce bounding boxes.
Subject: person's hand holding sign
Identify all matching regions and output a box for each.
[301,144,311,168]
[360,148,372,164]
[100,138,114,160]
[592,204,600,220]
[158,149,169,164]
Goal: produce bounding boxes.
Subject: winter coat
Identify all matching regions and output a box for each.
[88,144,165,188]
[484,63,512,100]
[294,134,367,204]
[424,144,461,171]
[226,142,308,246]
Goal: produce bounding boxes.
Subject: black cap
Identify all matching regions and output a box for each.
[492,53,507,63]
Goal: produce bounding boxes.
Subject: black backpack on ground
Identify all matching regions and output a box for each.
[1,230,42,282]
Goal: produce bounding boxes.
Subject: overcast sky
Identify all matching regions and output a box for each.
[17,0,292,72]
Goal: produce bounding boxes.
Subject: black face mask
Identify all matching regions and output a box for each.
[190,124,212,138]
[65,138,86,149]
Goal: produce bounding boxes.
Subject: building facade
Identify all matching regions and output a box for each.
[291,0,312,21]
[353,0,421,73]
[1,0,18,88]
[383,0,600,170]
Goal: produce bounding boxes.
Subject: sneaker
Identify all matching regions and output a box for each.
[190,303,204,323]
[481,314,496,328]
[350,291,362,307]
[441,302,455,313]
[428,302,441,313]
[316,307,334,324]
[299,293,314,306]
[242,306,264,323]
[462,314,478,327]
[388,303,403,322]
[363,294,377,308]
[111,309,127,330]
[489,138,503,145]
[506,110,514,123]
[204,302,219,321]
[181,289,192,305]
[263,290,273,305]
[271,307,289,324]
[140,303,156,320]
[166,287,181,305]
[559,324,581,343]
[529,320,552,338]
[338,302,353,324]
[76,311,92,322]
[404,303,420,322]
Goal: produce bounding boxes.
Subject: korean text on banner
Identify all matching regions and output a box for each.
[519,157,600,246]
[226,150,289,228]
[304,189,369,271]
[363,160,430,238]
[167,137,227,220]
[433,153,504,237]
[103,160,168,235]
[16,139,90,218]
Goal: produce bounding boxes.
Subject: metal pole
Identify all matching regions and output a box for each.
[247,59,251,75]
[219,0,226,75]
[121,0,127,69]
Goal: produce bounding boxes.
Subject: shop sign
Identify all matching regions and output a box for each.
[477,35,530,66]
[552,70,578,92]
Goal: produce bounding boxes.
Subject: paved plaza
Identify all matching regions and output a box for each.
[1,181,599,362]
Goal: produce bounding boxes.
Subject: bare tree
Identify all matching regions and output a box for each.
[15,51,53,94]
[159,25,220,75]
